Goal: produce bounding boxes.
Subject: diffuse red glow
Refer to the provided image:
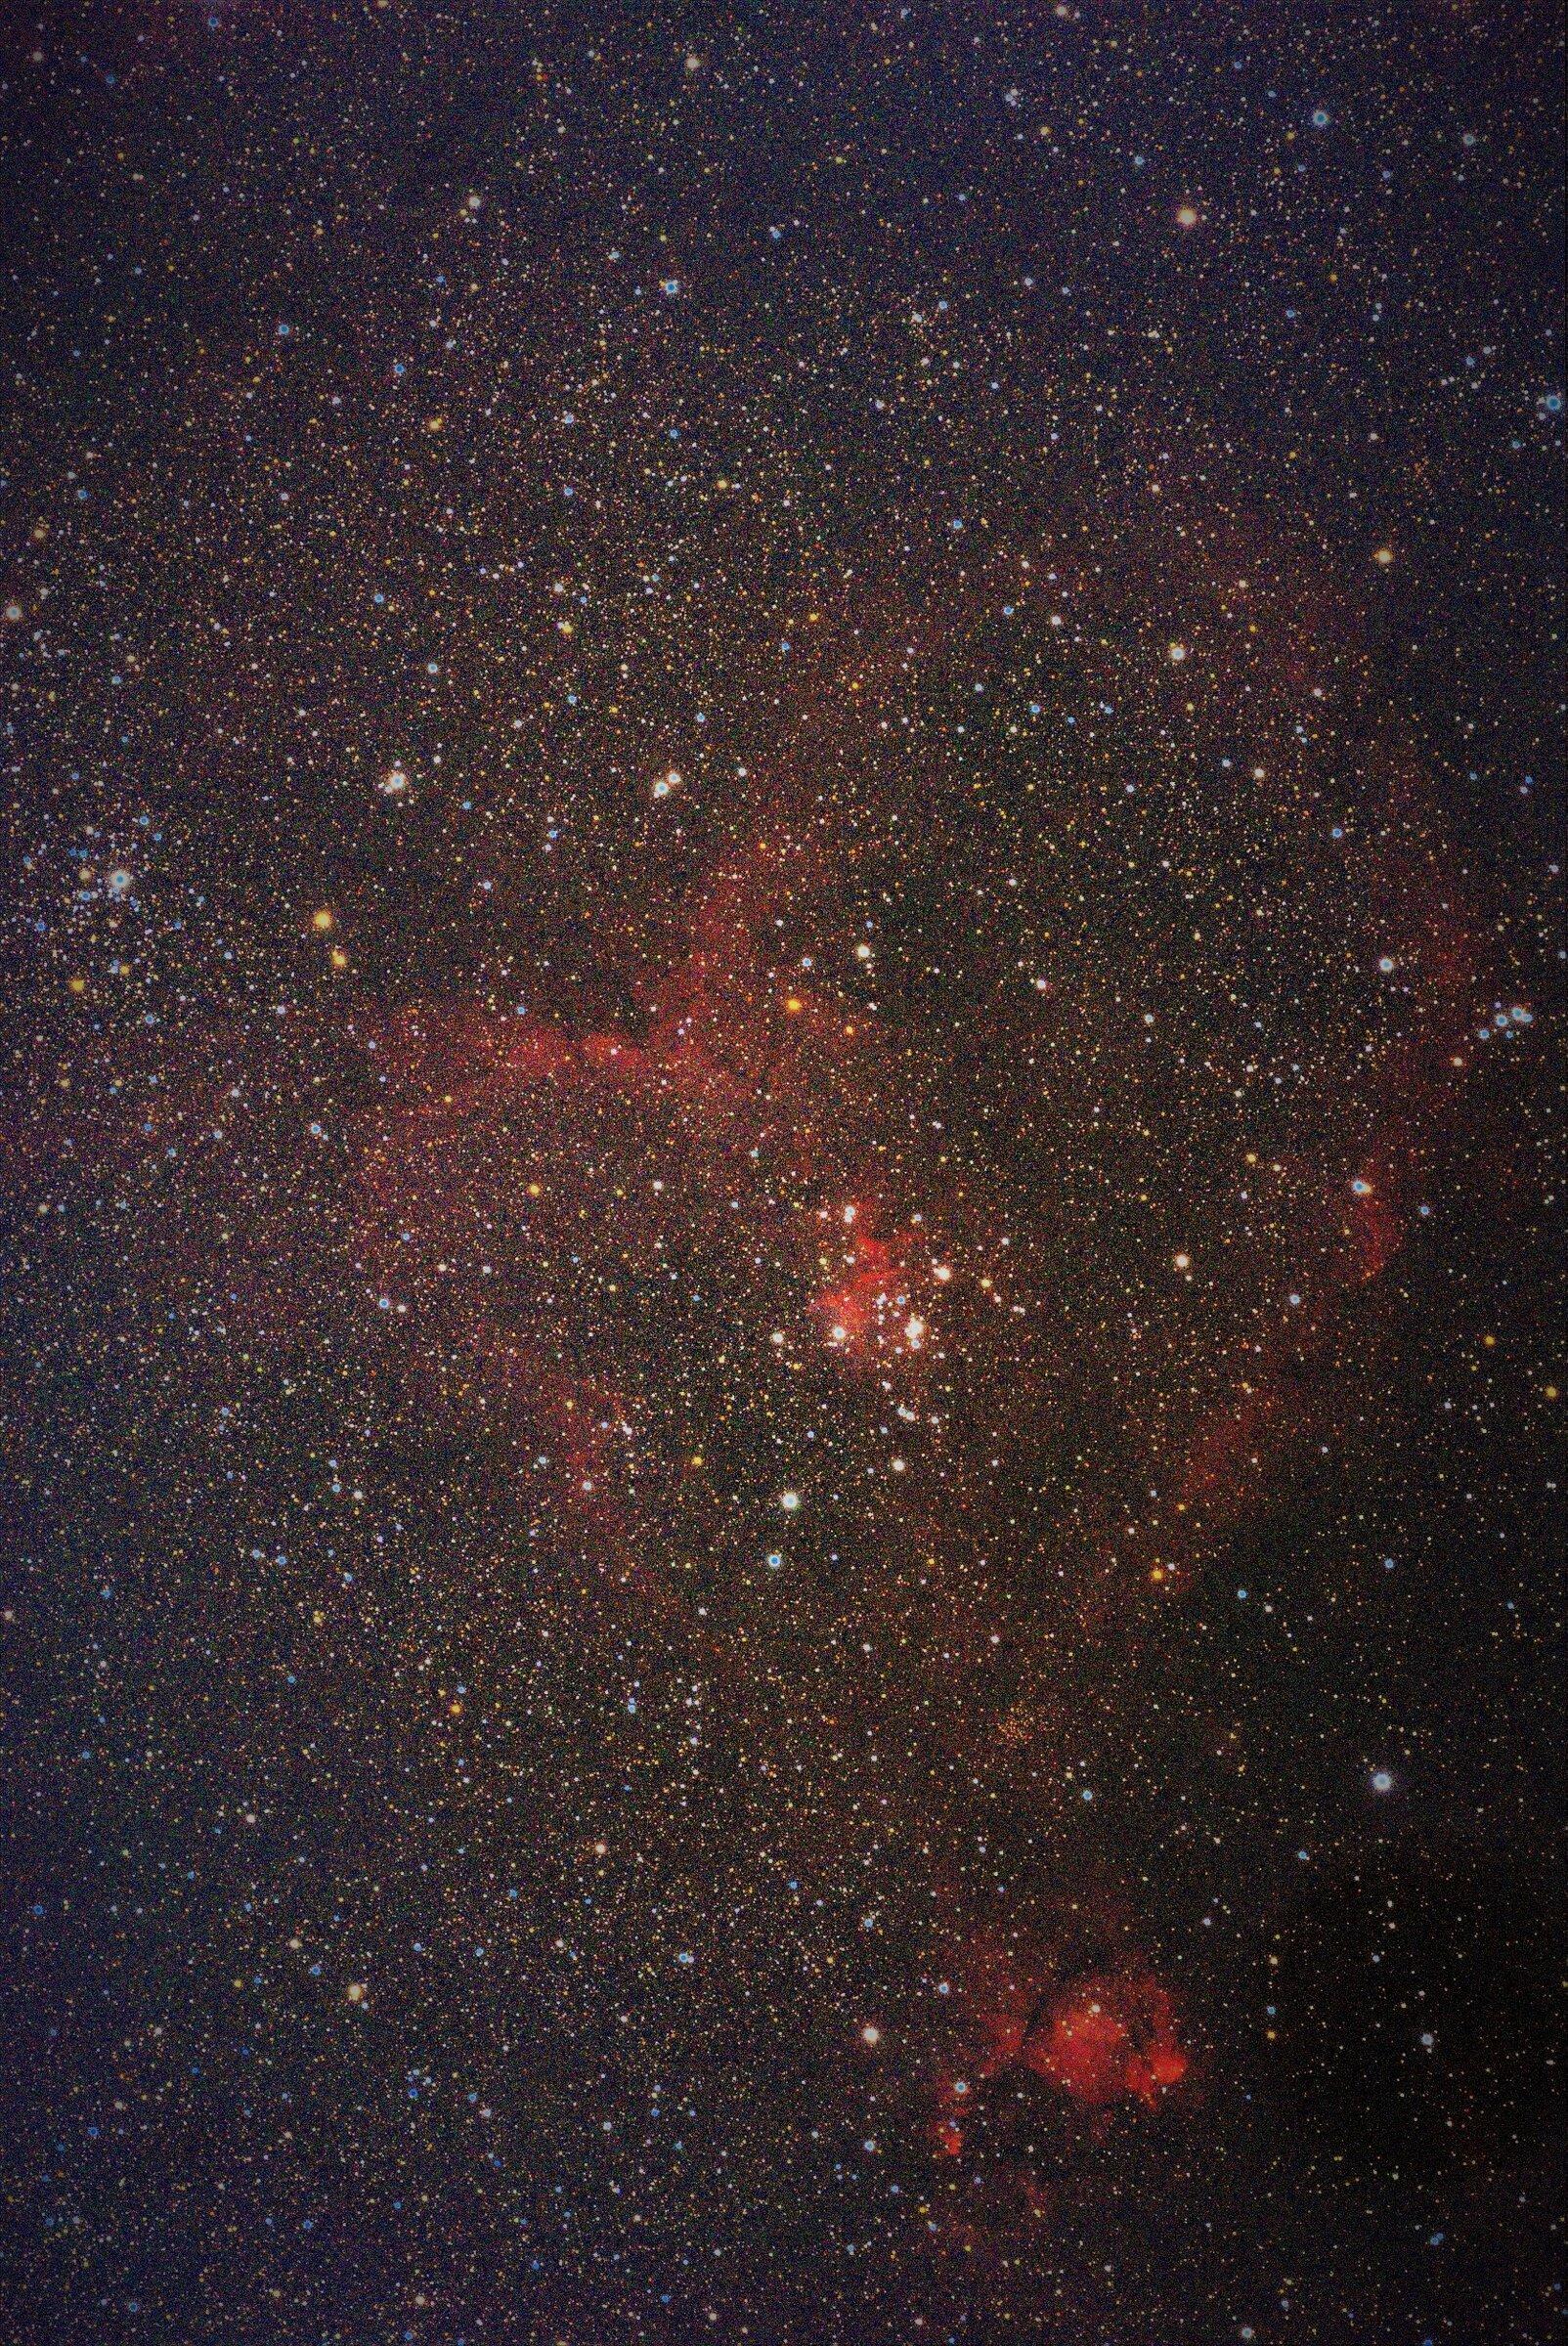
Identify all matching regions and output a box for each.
[927,1922,1191,2177]
[809,1201,937,1363]
[1024,1973,1188,2110]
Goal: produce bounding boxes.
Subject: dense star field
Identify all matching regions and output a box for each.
[0,4,1562,2341]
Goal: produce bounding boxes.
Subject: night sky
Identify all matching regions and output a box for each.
[1,4,1563,2342]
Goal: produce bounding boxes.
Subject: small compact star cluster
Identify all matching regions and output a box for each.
[0,5,1561,2343]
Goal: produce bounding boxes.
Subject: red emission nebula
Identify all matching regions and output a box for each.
[20,485,1497,2258]
[1,13,1556,2336]
[323,509,1476,2210]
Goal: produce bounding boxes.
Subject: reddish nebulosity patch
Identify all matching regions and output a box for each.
[1039,552,1491,1619]
[6,469,1516,2321]
[1341,1166,1403,1285]
[920,1912,1192,2253]
[807,1202,949,1385]
[811,1207,905,1347]
[333,829,952,1655]
[1176,1375,1282,1524]
[1024,1973,1188,2110]
[929,1922,1190,2153]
